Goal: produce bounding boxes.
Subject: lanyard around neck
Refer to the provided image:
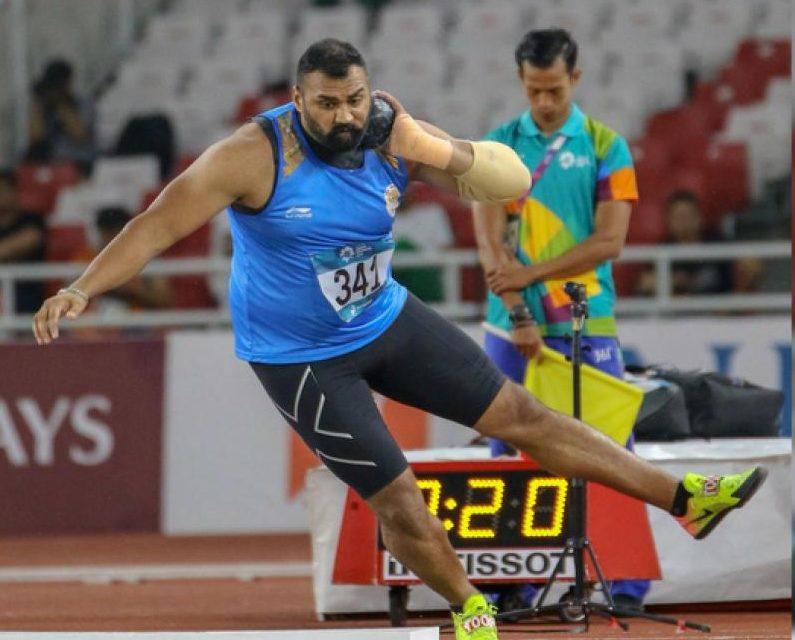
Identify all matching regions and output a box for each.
[531,133,567,188]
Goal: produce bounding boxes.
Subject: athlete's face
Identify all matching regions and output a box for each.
[518,57,580,132]
[294,66,371,152]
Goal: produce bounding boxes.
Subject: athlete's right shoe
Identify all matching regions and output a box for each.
[676,466,767,539]
[452,593,499,640]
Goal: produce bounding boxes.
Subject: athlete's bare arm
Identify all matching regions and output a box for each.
[32,123,275,344]
[374,90,530,202]
[472,201,524,313]
[406,120,466,192]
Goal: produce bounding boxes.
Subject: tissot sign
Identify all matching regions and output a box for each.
[0,340,164,534]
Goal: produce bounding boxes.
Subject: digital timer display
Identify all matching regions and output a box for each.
[381,469,571,549]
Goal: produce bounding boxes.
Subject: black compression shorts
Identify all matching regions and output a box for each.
[250,294,506,499]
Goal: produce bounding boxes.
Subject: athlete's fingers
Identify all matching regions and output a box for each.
[45,300,68,341]
[372,90,406,117]
[32,308,46,345]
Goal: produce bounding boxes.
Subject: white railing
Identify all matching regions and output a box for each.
[0,242,789,331]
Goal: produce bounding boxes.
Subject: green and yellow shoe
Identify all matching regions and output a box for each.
[677,467,767,539]
[452,593,499,640]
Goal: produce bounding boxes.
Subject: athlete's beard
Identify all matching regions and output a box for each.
[303,110,367,152]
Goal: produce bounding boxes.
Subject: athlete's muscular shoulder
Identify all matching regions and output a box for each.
[204,122,275,209]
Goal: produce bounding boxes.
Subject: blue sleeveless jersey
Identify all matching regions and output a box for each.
[227,103,409,363]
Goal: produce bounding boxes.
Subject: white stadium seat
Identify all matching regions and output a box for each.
[678,0,756,76]
[291,6,369,67]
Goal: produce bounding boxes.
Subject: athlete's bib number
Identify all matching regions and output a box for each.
[311,239,394,322]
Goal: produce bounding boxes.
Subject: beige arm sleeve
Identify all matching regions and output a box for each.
[455,141,532,203]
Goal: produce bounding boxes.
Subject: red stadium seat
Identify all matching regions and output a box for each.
[716,63,769,106]
[735,39,791,78]
[16,162,81,215]
[171,153,199,178]
[235,94,267,124]
[704,141,750,217]
[629,137,672,172]
[645,108,711,166]
[138,185,164,213]
[612,262,647,297]
[45,224,88,262]
[627,199,666,245]
[161,223,215,309]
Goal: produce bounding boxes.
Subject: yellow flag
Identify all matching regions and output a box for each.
[524,346,643,445]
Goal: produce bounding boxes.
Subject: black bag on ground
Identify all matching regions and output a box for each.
[649,366,783,438]
[632,378,691,441]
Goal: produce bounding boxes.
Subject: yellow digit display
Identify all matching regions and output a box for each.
[521,477,568,538]
[458,477,505,539]
[416,478,442,516]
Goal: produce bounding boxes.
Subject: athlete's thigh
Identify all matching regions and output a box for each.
[366,294,506,427]
[250,357,408,499]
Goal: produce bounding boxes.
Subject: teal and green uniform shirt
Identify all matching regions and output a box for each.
[484,104,638,337]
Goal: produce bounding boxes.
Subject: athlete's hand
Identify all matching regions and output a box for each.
[32,290,88,345]
[372,90,408,121]
[487,262,536,294]
[371,90,411,158]
[512,323,544,361]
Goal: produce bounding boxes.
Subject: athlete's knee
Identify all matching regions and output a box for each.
[475,380,549,441]
[367,469,435,538]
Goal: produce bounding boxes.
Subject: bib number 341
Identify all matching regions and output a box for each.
[311,239,394,322]
[334,255,381,306]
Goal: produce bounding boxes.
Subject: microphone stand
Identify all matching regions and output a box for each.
[497,282,710,634]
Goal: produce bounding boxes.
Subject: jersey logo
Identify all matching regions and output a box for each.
[285,206,313,219]
[384,183,400,217]
[558,150,592,170]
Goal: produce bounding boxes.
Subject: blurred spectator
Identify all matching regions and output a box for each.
[391,185,454,302]
[115,115,175,180]
[26,59,95,169]
[0,170,46,314]
[635,190,761,296]
[71,207,173,312]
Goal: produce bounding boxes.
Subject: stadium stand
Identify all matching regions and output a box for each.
[3,0,791,310]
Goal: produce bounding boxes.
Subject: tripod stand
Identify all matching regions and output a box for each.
[497,281,710,633]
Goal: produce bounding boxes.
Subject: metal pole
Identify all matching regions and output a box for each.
[10,0,29,159]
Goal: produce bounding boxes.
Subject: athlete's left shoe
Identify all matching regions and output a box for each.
[452,593,499,640]
[676,467,767,539]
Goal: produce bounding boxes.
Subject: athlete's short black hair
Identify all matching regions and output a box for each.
[515,28,578,73]
[296,38,367,85]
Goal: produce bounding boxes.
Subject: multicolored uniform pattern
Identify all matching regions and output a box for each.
[484,104,638,337]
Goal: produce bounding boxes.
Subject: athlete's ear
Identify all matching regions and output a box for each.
[570,68,582,87]
[292,85,303,113]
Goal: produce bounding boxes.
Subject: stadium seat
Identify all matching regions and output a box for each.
[533,1,601,45]
[93,156,160,193]
[601,0,677,48]
[704,141,750,217]
[717,62,774,105]
[373,3,445,49]
[626,199,666,244]
[753,0,791,38]
[51,184,136,225]
[137,13,211,63]
[162,223,216,310]
[678,0,756,76]
[45,223,88,262]
[171,154,199,179]
[735,38,791,77]
[291,6,368,68]
[15,163,81,215]
[612,262,648,297]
